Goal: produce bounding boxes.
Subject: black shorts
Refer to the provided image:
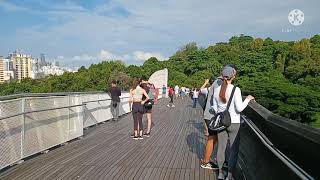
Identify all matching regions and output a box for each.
[204,119,218,136]
[144,105,152,113]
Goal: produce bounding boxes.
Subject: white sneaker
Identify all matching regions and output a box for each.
[172,105,175,107]
[167,104,170,107]
[200,162,218,170]
[217,173,224,180]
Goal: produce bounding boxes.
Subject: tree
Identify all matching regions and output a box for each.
[251,38,264,50]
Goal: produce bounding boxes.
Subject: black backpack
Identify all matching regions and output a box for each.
[208,86,236,133]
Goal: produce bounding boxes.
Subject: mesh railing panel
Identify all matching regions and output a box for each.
[23,97,69,157]
[97,94,113,122]
[119,94,130,116]
[0,99,23,169]
[0,115,22,169]
[0,99,23,119]
[82,94,101,128]
[67,95,83,140]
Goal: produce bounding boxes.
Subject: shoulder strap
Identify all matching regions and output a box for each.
[226,86,236,110]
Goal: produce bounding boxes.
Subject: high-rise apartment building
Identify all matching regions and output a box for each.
[10,51,33,81]
[0,56,4,83]
[40,53,46,67]
[3,58,14,82]
[0,57,14,83]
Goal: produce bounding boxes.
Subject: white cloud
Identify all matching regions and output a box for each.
[69,50,165,62]
[56,49,166,68]
[72,54,94,61]
[98,50,124,60]
[133,51,165,61]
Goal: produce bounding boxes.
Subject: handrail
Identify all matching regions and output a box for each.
[0,104,84,121]
[242,115,315,180]
[0,91,108,101]
[82,96,130,104]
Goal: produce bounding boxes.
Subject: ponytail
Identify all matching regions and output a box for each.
[219,79,228,103]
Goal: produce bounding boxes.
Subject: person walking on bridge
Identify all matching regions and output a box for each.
[192,88,199,108]
[212,65,255,180]
[174,85,180,99]
[167,87,175,107]
[107,80,121,121]
[200,77,223,170]
[129,80,150,140]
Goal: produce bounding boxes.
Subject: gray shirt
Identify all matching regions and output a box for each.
[203,78,223,120]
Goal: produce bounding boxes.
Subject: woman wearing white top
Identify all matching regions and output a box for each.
[192,88,199,108]
[212,66,255,180]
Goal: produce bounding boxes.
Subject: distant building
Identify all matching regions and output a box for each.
[0,57,14,83]
[54,61,60,67]
[3,58,14,82]
[32,58,40,72]
[41,65,66,76]
[3,58,13,71]
[10,51,33,81]
[40,53,46,67]
[0,56,4,83]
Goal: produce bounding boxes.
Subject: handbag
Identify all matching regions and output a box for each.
[208,86,236,133]
[144,99,154,109]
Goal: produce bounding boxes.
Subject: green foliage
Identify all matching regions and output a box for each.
[0,35,319,127]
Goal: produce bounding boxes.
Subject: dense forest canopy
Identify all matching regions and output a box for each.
[1,34,320,128]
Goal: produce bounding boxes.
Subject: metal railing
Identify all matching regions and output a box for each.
[241,115,315,180]
[0,92,131,170]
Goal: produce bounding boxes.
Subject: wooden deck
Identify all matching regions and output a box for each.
[0,98,217,180]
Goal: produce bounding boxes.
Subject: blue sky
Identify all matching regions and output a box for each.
[0,0,319,69]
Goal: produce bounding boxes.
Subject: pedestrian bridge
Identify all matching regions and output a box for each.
[0,92,319,180]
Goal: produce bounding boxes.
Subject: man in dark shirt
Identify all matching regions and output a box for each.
[108,80,121,121]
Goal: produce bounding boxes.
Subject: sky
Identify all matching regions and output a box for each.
[0,0,319,69]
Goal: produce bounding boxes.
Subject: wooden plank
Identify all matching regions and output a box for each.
[150,167,162,180]
[163,168,172,180]
[184,168,191,180]
[157,168,167,180]
[168,168,177,180]
[132,167,145,180]
[174,168,182,180]
[72,166,95,180]
[122,167,138,180]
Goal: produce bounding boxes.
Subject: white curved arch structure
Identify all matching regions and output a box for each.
[148,68,168,98]
[148,68,168,89]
